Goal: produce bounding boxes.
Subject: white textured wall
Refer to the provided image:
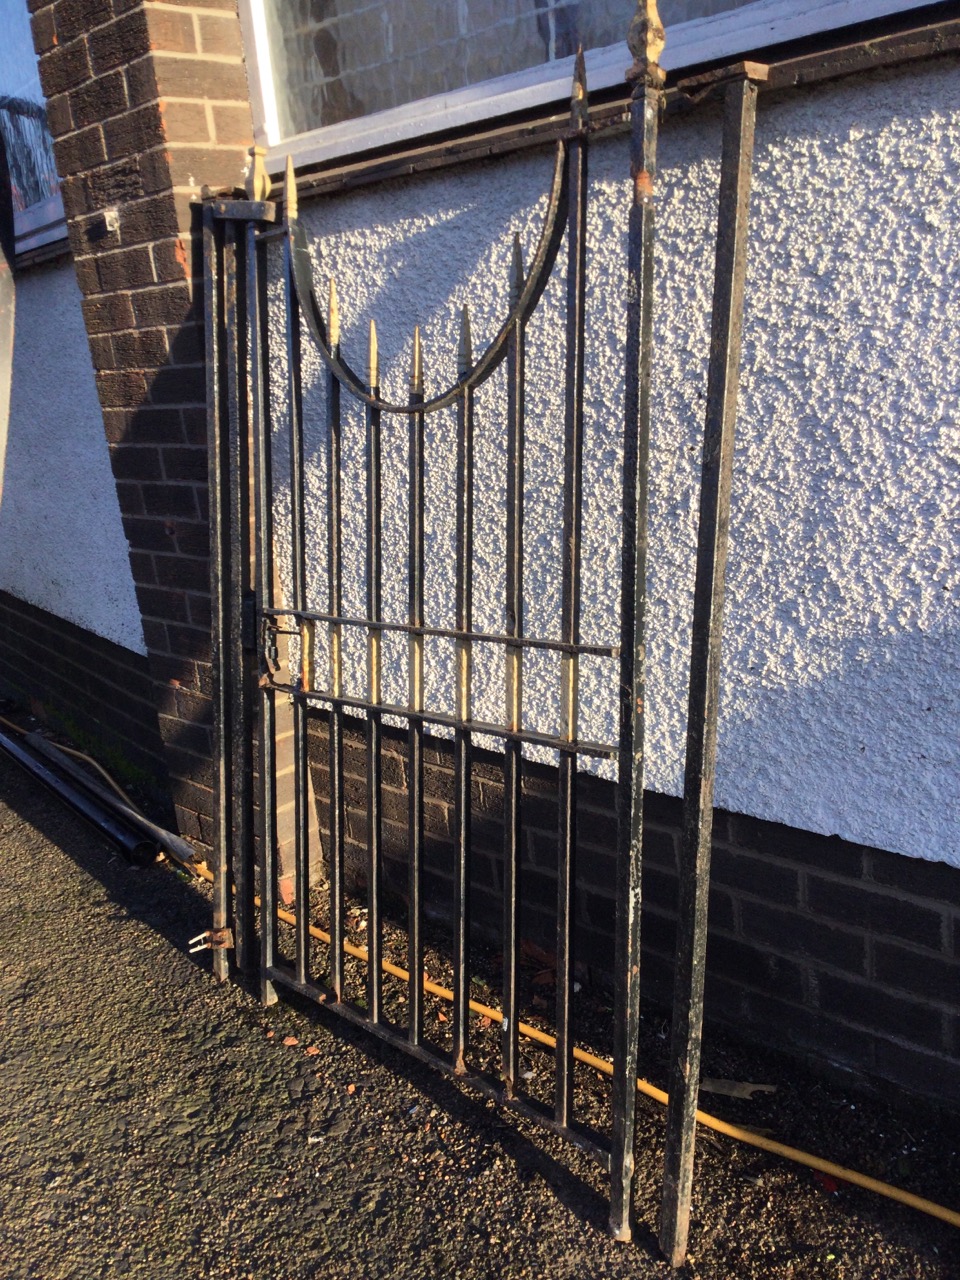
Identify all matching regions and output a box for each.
[0,260,145,654]
[274,57,959,866]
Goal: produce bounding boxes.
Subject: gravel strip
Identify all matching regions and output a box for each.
[0,751,957,1280]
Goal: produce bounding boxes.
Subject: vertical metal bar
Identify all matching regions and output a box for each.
[236,218,269,975]
[326,274,346,1001]
[611,1,665,1242]
[253,223,278,1007]
[502,237,525,1098]
[555,52,589,1127]
[660,72,761,1269]
[408,327,425,1046]
[282,164,311,988]
[366,319,383,1022]
[204,204,231,983]
[453,307,474,1073]
[224,220,253,982]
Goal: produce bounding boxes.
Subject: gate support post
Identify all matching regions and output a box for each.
[659,64,766,1268]
[610,0,665,1242]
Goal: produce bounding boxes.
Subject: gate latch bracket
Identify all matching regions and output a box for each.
[189,927,234,954]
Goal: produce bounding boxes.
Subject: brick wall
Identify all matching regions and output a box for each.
[28,0,254,845]
[307,712,960,1105]
[0,590,171,813]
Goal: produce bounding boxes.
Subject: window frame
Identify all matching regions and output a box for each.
[238,0,935,172]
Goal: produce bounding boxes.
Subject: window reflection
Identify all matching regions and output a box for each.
[0,0,59,215]
[262,0,758,140]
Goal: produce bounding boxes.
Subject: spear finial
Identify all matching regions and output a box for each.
[328,278,340,348]
[244,144,272,202]
[410,326,423,394]
[284,154,298,221]
[368,318,379,387]
[457,305,473,378]
[509,234,525,306]
[626,0,666,89]
[571,46,589,130]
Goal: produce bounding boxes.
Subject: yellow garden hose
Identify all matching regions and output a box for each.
[191,863,960,1232]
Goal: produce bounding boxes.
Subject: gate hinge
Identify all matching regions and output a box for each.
[189,927,234,954]
[241,591,257,652]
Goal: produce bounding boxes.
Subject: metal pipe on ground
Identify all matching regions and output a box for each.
[0,728,156,867]
[23,733,202,874]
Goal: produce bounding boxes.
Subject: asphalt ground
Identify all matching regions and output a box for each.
[0,749,958,1280]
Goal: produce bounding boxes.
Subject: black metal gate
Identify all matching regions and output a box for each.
[205,3,763,1262]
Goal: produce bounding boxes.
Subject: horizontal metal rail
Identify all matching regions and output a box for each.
[263,608,618,658]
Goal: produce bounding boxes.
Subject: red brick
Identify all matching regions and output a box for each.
[54,0,113,45]
[102,405,184,444]
[44,92,73,138]
[152,237,192,284]
[80,155,147,206]
[108,445,163,481]
[167,145,247,193]
[38,37,91,97]
[147,365,206,404]
[115,481,145,515]
[159,99,211,144]
[161,446,207,483]
[97,244,156,290]
[70,69,128,128]
[53,124,106,177]
[81,291,136,335]
[89,10,151,75]
[112,326,169,366]
[210,103,252,146]
[30,6,58,55]
[141,481,198,518]
[807,875,945,952]
[86,332,114,370]
[131,282,195,327]
[196,12,243,57]
[145,6,196,53]
[149,55,247,102]
[103,102,165,157]
[118,193,180,244]
[96,368,149,407]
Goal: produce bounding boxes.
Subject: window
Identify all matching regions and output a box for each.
[240,0,934,169]
[0,0,65,257]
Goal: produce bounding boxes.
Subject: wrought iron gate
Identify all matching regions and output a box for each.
[205,3,763,1263]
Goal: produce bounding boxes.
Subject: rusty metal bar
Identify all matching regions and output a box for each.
[555,50,589,1128]
[502,235,525,1098]
[224,220,255,982]
[453,306,475,1073]
[262,609,616,657]
[408,327,426,1046]
[204,204,231,982]
[366,318,384,1022]
[610,1,665,1243]
[251,217,279,1006]
[282,170,312,988]
[325,272,346,1002]
[659,68,762,1269]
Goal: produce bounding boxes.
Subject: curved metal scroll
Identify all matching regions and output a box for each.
[289,141,569,415]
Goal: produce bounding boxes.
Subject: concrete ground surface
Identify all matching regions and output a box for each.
[1,750,958,1280]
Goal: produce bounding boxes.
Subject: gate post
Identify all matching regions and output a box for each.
[610,0,665,1243]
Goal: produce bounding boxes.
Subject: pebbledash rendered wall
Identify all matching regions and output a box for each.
[282,53,960,1100]
[286,56,959,870]
[0,255,171,797]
